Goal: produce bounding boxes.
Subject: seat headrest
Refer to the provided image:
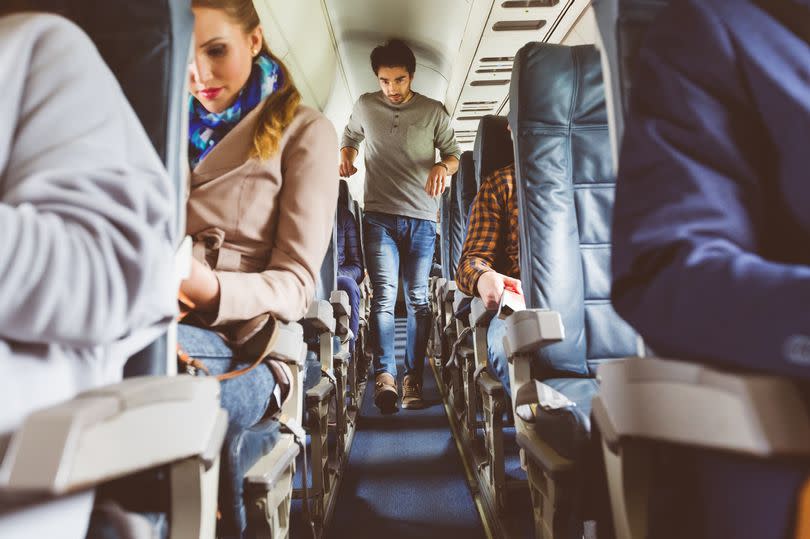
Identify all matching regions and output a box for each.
[593,0,670,158]
[509,43,606,132]
[455,151,477,224]
[473,115,512,188]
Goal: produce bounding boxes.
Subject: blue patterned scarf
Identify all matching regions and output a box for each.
[188,54,281,168]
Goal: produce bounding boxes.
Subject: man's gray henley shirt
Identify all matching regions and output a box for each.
[341,91,461,222]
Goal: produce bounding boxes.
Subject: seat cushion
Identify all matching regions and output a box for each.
[220,418,282,536]
[532,378,599,460]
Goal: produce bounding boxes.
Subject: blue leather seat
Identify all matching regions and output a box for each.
[473,115,512,192]
[440,155,469,282]
[593,2,810,538]
[455,150,478,232]
[503,42,638,537]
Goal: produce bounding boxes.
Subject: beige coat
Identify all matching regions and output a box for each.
[186,103,338,340]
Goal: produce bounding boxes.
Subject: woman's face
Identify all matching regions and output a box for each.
[190,7,263,113]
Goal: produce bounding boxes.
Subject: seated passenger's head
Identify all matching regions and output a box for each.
[189,0,300,159]
[371,39,416,105]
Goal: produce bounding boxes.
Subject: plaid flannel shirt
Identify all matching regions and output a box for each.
[456,163,520,296]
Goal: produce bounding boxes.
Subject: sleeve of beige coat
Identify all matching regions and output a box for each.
[212,113,339,323]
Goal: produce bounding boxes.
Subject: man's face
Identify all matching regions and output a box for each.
[377,66,413,104]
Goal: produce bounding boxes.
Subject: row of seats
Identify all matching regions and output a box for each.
[433,2,810,538]
[0,2,373,538]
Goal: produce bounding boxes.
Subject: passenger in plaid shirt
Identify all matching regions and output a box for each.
[456,163,523,310]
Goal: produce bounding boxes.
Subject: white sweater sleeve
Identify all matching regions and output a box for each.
[0,14,177,347]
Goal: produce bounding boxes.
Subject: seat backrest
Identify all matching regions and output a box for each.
[315,218,339,301]
[593,0,670,163]
[455,151,477,234]
[508,42,637,378]
[473,115,513,191]
[12,1,194,376]
[338,179,364,277]
[440,174,464,281]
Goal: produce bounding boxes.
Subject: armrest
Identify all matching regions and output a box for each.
[497,290,525,319]
[504,309,564,356]
[477,371,505,397]
[434,278,447,303]
[470,297,495,328]
[302,299,336,334]
[0,376,226,497]
[594,357,810,457]
[267,321,305,368]
[305,377,335,403]
[439,280,457,304]
[330,290,350,318]
[452,293,472,317]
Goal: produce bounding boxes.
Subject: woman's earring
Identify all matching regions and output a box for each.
[252,49,258,56]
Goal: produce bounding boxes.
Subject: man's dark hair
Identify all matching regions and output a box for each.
[370,39,416,75]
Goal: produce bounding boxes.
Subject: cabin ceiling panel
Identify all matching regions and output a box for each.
[324,0,474,101]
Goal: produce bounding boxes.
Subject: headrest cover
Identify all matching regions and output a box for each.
[473,115,513,188]
[509,43,607,130]
[455,151,477,226]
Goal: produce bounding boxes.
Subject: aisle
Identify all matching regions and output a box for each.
[327,318,487,539]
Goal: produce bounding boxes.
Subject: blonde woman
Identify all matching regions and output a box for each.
[179,0,337,430]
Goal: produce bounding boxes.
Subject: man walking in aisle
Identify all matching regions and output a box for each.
[340,39,460,412]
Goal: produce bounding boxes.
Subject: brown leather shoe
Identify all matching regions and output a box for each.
[374,372,398,413]
[402,375,424,410]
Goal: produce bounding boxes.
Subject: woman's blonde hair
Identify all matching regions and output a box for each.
[192,0,301,160]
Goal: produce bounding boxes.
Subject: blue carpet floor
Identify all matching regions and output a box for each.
[326,318,486,539]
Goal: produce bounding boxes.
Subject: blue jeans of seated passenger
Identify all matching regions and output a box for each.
[487,316,512,395]
[364,211,435,382]
[337,275,361,355]
[177,324,277,429]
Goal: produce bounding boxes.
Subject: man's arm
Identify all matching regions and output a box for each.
[425,105,462,197]
[339,101,364,177]
[612,0,810,378]
[456,170,520,309]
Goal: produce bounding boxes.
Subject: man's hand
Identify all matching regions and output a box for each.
[339,147,358,177]
[180,257,221,312]
[477,271,523,311]
[424,163,448,197]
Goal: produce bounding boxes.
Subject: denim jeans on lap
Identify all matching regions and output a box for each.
[487,316,512,395]
[363,211,435,382]
[177,324,276,429]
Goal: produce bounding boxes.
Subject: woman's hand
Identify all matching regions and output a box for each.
[180,257,221,312]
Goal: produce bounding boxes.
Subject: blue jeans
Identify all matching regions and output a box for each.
[487,316,512,395]
[364,211,435,382]
[337,275,361,355]
[177,324,277,430]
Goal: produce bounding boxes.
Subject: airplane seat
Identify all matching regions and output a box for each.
[300,220,344,529]
[7,0,195,377]
[439,178,464,283]
[473,115,512,192]
[591,2,810,538]
[496,41,638,538]
[459,114,518,509]
[456,151,478,230]
[336,178,365,408]
[435,152,475,411]
[1,4,305,538]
